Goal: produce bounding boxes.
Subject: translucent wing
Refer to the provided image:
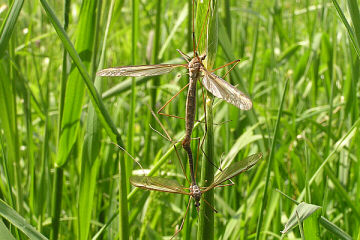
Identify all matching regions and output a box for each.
[96,64,186,77]
[201,69,253,110]
[130,175,189,195]
[204,152,263,191]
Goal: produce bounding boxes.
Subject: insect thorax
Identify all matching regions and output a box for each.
[191,184,202,206]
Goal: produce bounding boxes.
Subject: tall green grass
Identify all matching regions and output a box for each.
[0,0,359,239]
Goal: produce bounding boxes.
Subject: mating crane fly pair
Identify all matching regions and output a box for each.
[96,49,255,195]
[97,0,260,237]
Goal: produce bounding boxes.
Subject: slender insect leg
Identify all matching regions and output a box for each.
[171,197,192,240]
[149,108,191,185]
[199,80,208,148]
[192,135,220,173]
[193,134,220,179]
[157,82,208,124]
[194,137,201,180]
[210,59,241,78]
[157,83,190,120]
[222,59,241,78]
[202,197,218,213]
[198,80,209,163]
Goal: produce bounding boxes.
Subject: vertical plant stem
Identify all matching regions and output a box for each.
[198,94,215,240]
[119,0,140,238]
[197,0,217,239]
[50,168,63,240]
[118,152,129,239]
[51,1,70,238]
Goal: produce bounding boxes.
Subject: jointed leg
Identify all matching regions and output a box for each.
[202,197,218,213]
[157,83,189,120]
[171,197,192,240]
[210,59,241,78]
[157,82,208,125]
[150,108,191,185]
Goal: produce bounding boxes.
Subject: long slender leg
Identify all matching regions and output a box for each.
[193,135,220,173]
[199,81,208,152]
[222,59,241,78]
[194,137,201,180]
[157,83,189,120]
[150,109,191,185]
[157,82,208,124]
[171,197,192,240]
[210,59,240,75]
[202,197,218,213]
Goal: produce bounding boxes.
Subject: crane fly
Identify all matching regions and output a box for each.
[98,0,254,221]
[96,0,252,150]
[130,152,262,238]
[98,32,252,192]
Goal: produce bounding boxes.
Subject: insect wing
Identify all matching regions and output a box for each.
[130,176,189,195]
[204,153,263,191]
[96,64,186,77]
[201,70,253,110]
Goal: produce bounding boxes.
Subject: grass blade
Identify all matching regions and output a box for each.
[0,220,16,240]
[77,0,104,239]
[197,0,217,239]
[0,0,24,56]
[0,200,47,240]
[331,0,360,58]
[39,0,123,155]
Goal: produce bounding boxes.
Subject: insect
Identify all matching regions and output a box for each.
[97,0,253,190]
[130,152,263,238]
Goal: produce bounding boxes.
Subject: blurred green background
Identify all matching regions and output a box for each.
[0,0,359,239]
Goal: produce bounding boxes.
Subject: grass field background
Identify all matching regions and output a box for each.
[0,0,359,239]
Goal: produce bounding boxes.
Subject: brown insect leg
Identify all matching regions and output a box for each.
[202,197,218,213]
[149,108,191,185]
[210,59,241,76]
[157,83,190,120]
[194,137,201,180]
[171,196,192,240]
